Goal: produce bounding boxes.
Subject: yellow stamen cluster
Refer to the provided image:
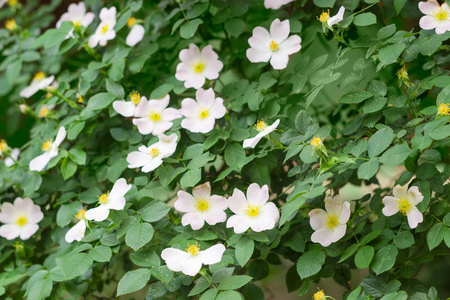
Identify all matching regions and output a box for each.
[310,136,323,147]
[8,0,18,6]
[73,20,82,27]
[5,19,17,31]
[149,112,161,121]
[75,208,86,219]
[16,216,27,227]
[313,289,326,300]
[198,108,210,119]
[433,7,450,23]
[77,94,83,103]
[130,91,141,105]
[0,139,8,152]
[395,195,413,216]
[127,17,137,28]
[194,197,211,213]
[100,24,109,34]
[243,202,262,219]
[324,213,339,230]
[255,119,267,132]
[269,40,278,51]
[437,103,450,116]
[194,62,205,74]
[396,65,408,80]
[98,192,110,205]
[33,72,46,82]
[149,147,160,157]
[318,10,330,23]
[38,106,50,118]
[186,243,200,256]
[41,139,53,151]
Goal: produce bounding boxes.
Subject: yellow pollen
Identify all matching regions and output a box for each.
[73,20,82,27]
[313,289,326,300]
[41,139,53,151]
[75,208,86,219]
[33,72,46,82]
[437,103,450,116]
[149,112,161,121]
[269,40,278,51]
[395,196,413,216]
[243,202,262,219]
[433,7,449,23]
[77,95,83,103]
[310,136,323,147]
[194,197,211,213]
[194,62,205,73]
[16,216,27,227]
[255,119,267,132]
[100,24,109,34]
[324,213,339,230]
[0,139,8,152]
[38,106,50,118]
[5,19,17,31]
[149,147,160,157]
[98,192,110,205]
[186,244,200,256]
[198,108,209,119]
[8,0,18,6]
[130,92,141,105]
[396,66,408,79]
[318,10,330,23]
[127,17,137,28]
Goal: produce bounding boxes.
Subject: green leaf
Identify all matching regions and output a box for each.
[56,202,83,227]
[211,268,235,283]
[180,168,202,189]
[150,83,173,99]
[355,246,375,269]
[61,157,77,180]
[145,281,167,299]
[394,0,407,14]
[139,201,170,223]
[338,243,359,263]
[313,0,336,8]
[377,24,396,39]
[69,148,87,165]
[294,110,312,134]
[393,231,414,249]
[86,92,116,111]
[235,236,254,267]
[117,268,152,296]
[296,250,326,279]
[371,245,398,275]
[380,291,408,300]
[22,173,42,196]
[379,44,406,65]
[357,158,379,180]
[7,59,22,85]
[108,59,125,81]
[248,259,269,281]
[379,143,410,166]
[225,18,246,37]
[28,278,52,300]
[339,90,373,104]
[354,13,377,26]
[125,222,154,251]
[188,277,210,296]
[61,253,93,280]
[180,19,203,39]
[368,127,394,158]
[89,245,112,262]
[216,290,242,300]
[106,79,125,98]
[199,289,218,300]
[131,250,161,268]
[427,223,446,250]
[218,275,252,290]
[363,96,387,113]
[224,143,246,166]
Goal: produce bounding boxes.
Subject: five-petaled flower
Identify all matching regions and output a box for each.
[89,7,117,47]
[246,19,301,70]
[161,243,225,276]
[56,2,95,39]
[318,6,346,27]
[0,197,43,240]
[29,126,66,172]
[174,182,228,230]
[126,17,145,47]
[419,0,450,34]
[243,119,280,149]
[180,88,226,133]
[133,94,181,135]
[127,133,178,172]
[113,91,142,117]
[20,72,55,98]
[65,208,87,243]
[226,183,280,234]
[382,184,424,229]
[175,44,223,89]
[309,195,350,247]
[84,178,132,222]
[264,0,294,9]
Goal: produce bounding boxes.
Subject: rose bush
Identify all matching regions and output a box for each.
[0,0,449,299]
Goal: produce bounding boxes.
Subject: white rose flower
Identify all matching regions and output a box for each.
[84,178,132,222]
[56,2,95,39]
[5,148,20,167]
[38,104,55,118]
[309,195,351,247]
[29,126,66,172]
[175,44,224,89]
[127,133,178,173]
[226,183,280,234]
[0,197,44,240]
[243,119,280,149]
[125,17,145,47]
[65,208,87,243]
[180,88,226,133]
[132,94,181,135]
[419,0,450,34]
[264,0,295,9]
[246,19,301,70]
[113,91,141,117]
[174,182,228,230]
[20,72,55,98]
[88,7,117,47]
[317,6,346,27]
[161,243,226,276]
[382,185,424,229]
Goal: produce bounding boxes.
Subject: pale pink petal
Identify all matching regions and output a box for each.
[184,74,206,89]
[199,244,225,265]
[113,101,136,117]
[152,120,173,135]
[311,228,334,247]
[408,186,424,205]
[248,27,272,49]
[133,96,149,117]
[180,98,199,118]
[382,196,399,216]
[262,202,280,223]
[203,60,223,80]
[330,224,346,243]
[28,204,44,224]
[29,152,53,172]
[309,209,326,230]
[279,35,301,55]
[246,183,269,205]
[226,215,250,234]
[249,215,276,232]
[179,43,201,64]
[212,98,226,118]
[328,6,345,27]
[204,210,227,225]
[53,126,66,147]
[264,0,294,9]
[393,185,407,198]
[228,188,247,213]
[243,133,264,149]
[0,224,21,240]
[435,22,450,34]
[192,182,211,199]
[142,157,163,172]
[161,248,188,272]
[270,51,289,70]
[19,224,39,240]
[148,95,170,111]
[181,212,205,230]
[338,202,351,224]
[196,88,215,107]
[174,191,196,212]
[175,63,196,82]
[211,195,228,210]
[84,206,110,221]
[126,24,145,47]
[181,118,213,133]
[420,16,438,30]
[162,108,181,121]
[407,207,423,229]
[270,19,290,43]
[181,256,203,276]
[65,220,86,243]
[0,202,17,223]
[127,151,151,168]
[82,12,95,27]
[246,48,272,63]
[418,0,440,14]
[200,45,218,61]
[133,118,154,135]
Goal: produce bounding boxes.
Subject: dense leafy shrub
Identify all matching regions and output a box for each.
[0,0,449,299]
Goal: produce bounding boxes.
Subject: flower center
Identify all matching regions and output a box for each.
[269,41,278,51]
[437,103,449,116]
[41,139,53,151]
[16,216,27,227]
[127,17,137,28]
[100,24,109,34]
[311,136,323,147]
[396,65,408,80]
[75,208,86,219]
[194,197,211,213]
[433,7,450,23]
[130,92,141,105]
[194,62,205,73]
[33,72,46,82]
[324,213,339,230]
[395,196,413,215]
[198,108,209,119]
[77,94,83,103]
[38,106,50,118]
[186,244,200,256]
[5,19,17,31]
[243,202,262,219]
[318,10,330,23]
[313,289,326,300]
[149,112,161,121]
[0,139,8,152]
[8,0,17,5]
[149,147,160,157]
[73,19,82,27]
[98,192,110,205]
[255,119,267,132]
